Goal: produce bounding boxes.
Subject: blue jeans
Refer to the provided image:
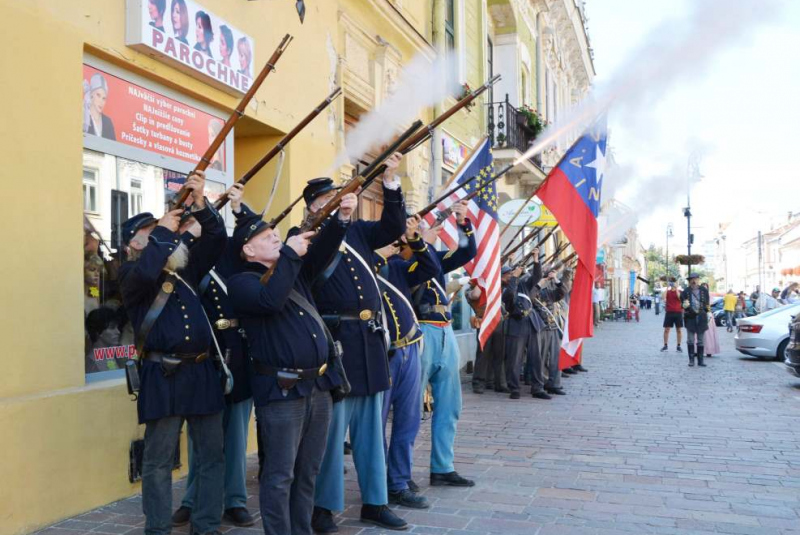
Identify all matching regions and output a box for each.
[725,310,735,329]
[315,393,388,511]
[419,323,462,474]
[142,412,224,535]
[381,342,422,492]
[182,398,253,510]
[256,388,332,535]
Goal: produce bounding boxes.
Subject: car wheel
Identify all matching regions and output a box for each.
[777,339,789,361]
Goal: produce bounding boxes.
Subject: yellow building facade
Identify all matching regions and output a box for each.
[0,1,592,533]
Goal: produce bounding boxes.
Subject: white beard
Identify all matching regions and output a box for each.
[165,242,189,272]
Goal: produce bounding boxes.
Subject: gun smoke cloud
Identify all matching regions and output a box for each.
[516,0,782,168]
[329,54,460,173]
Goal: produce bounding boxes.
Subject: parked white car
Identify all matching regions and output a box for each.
[735,303,800,360]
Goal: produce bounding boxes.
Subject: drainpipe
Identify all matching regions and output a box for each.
[429,0,446,203]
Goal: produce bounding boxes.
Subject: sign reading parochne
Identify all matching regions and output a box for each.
[82,64,227,170]
[126,0,255,94]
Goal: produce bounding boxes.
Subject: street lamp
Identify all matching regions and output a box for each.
[665,223,673,282]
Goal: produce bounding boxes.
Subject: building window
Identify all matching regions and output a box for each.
[445,0,457,87]
[130,178,143,216]
[520,69,528,107]
[83,168,99,213]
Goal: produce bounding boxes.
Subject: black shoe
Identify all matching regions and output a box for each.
[360,504,408,530]
[562,368,576,375]
[343,441,352,455]
[532,391,552,400]
[688,355,695,367]
[312,507,338,533]
[407,479,420,493]
[472,383,485,394]
[676,346,683,353]
[223,507,255,527]
[430,471,475,487]
[574,365,588,372]
[494,386,510,393]
[389,488,430,509]
[546,388,566,395]
[509,391,521,399]
[698,355,707,367]
[171,506,191,527]
[660,345,668,352]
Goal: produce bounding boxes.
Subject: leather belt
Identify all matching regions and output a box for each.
[391,324,420,350]
[144,351,208,364]
[419,304,448,315]
[323,309,380,322]
[213,318,239,330]
[252,360,328,379]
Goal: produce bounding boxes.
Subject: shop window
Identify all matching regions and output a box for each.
[82,150,224,379]
[83,168,99,213]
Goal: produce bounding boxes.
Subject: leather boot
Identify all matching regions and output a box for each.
[697,350,706,367]
[687,344,695,367]
[688,354,695,367]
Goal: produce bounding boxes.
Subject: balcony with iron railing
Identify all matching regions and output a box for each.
[487,95,543,169]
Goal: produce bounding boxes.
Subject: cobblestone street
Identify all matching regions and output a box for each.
[37,310,800,535]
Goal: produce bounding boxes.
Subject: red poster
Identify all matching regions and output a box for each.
[82,64,226,171]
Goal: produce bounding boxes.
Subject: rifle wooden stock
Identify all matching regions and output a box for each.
[551,251,578,272]
[169,34,293,210]
[302,120,421,233]
[359,75,501,189]
[213,87,341,211]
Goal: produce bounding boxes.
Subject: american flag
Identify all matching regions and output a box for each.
[424,137,501,348]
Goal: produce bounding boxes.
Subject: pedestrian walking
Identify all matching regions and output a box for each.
[681,274,711,367]
[592,282,604,327]
[661,282,683,352]
[723,289,737,332]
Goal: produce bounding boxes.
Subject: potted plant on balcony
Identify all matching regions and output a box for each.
[457,82,476,112]
[518,105,546,137]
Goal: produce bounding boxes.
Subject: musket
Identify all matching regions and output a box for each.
[417,162,513,219]
[169,34,293,210]
[267,185,344,229]
[357,75,501,193]
[537,241,570,267]
[213,87,342,211]
[258,120,423,285]
[551,251,578,272]
[501,225,546,264]
[499,187,540,239]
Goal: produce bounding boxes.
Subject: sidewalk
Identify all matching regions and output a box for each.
[35,310,800,534]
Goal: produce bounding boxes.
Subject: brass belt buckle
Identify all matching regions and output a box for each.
[359,309,373,321]
[214,318,232,330]
[195,353,207,363]
[318,362,328,376]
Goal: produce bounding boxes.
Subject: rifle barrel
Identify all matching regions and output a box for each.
[360,75,502,187]
[214,87,342,211]
[301,119,422,233]
[419,163,513,218]
[169,34,293,210]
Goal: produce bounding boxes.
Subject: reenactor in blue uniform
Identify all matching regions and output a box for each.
[310,153,409,532]
[119,171,227,535]
[173,184,256,528]
[468,278,507,394]
[502,250,550,400]
[227,193,356,535]
[415,200,476,488]
[374,215,439,509]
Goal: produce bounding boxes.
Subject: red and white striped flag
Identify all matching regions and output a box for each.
[423,137,501,348]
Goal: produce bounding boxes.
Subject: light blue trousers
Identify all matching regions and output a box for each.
[183,398,253,510]
[314,393,388,511]
[419,323,462,474]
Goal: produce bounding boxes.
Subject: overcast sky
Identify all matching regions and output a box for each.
[587,0,800,253]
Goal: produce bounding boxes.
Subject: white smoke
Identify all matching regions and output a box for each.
[330,53,461,172]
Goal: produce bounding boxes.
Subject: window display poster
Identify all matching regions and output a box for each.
[82,64,226,171]
[126,0,255,94]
